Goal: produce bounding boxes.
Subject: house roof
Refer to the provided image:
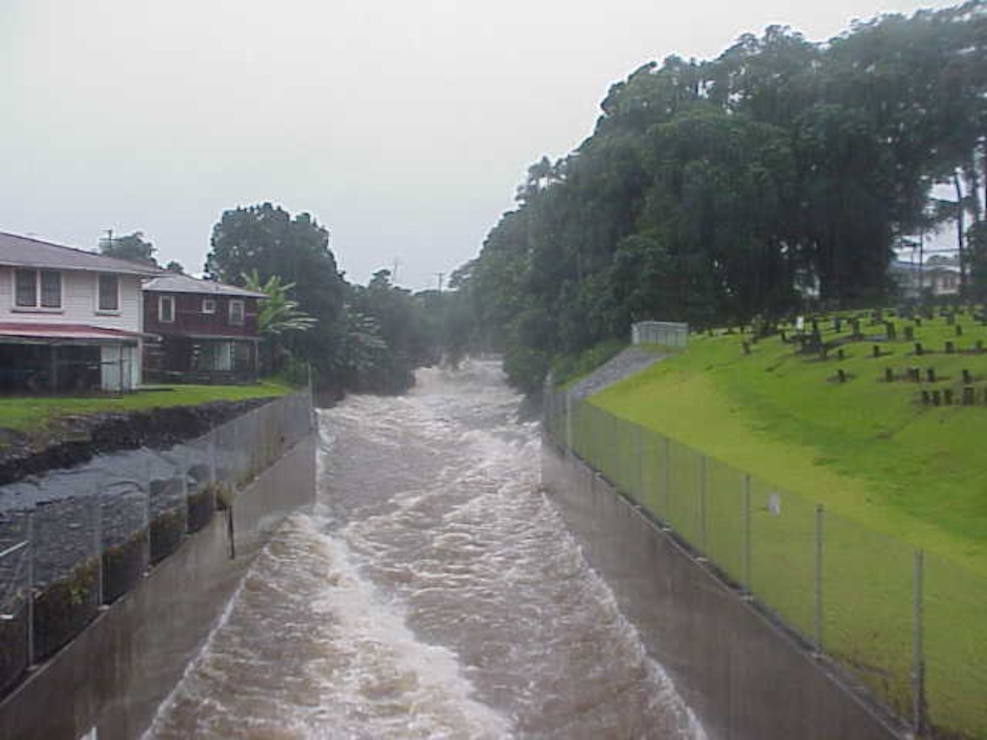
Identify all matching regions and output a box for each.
[0,322,147,342]
[890,260,961,274]
[142,272,267,298]
[0,232,161,276]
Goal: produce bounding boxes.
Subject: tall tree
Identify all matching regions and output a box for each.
[205,203,346,389]
[99,231,157,266]
[458,3,987,395]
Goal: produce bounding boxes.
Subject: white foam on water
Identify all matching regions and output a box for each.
[145,514,512,739]
[147,358,707,739]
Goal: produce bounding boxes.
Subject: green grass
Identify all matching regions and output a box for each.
[0,381,293,439]
[593,312,987,572]
[574,307,987,737]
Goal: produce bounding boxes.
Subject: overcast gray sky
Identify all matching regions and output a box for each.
[1,0,958,290]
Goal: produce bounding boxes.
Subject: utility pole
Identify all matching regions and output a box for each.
[435,272,444,292]
[103,228,114,252]
[391,257,401,283]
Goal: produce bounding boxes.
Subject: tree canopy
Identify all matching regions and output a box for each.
[205,203,445,395]
[99,231,157,266]
[458,1,987,394]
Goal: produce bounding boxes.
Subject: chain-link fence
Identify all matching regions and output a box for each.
[0,391,314,698]
[544,390,987,739]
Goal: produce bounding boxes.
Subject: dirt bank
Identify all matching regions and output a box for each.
[0,397,276,487]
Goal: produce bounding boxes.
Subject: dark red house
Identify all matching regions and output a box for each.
[142,273,267,384]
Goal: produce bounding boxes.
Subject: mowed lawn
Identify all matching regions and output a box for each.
[586,310,987,736]
[0,381,293,440]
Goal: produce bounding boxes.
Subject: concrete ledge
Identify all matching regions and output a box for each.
[0,434,317,740]
[542,441,908,740]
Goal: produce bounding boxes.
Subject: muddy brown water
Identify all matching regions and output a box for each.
[144,361,705,739]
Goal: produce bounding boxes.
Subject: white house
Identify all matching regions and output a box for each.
[0,232,160,392]
[889,259,962,300]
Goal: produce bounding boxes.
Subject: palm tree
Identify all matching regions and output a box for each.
[242,270,316,373]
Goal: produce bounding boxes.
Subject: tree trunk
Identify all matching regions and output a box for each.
[955,171,967,291]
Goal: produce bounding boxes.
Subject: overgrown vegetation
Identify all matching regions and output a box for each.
[203,204,464,396]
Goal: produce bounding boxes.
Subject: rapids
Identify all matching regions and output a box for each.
[145,360,705,739]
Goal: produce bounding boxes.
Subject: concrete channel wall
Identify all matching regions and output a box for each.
[542,441,907,740]
[0,432,317,740]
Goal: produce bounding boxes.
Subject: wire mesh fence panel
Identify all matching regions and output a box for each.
[260,401,282,471]
[233,415,251,487]
[577,403,602,470]
[148,448,188,561]
[747,478,817,642]
[550,397,987,737]
[213,417,238,490]
[665,439,703,546]
[98,451,150,604]
[599,410,621,486]
[185,434,220,532]
[704,457,745,585]
[821,510,914,719]
[638,427,665,521]
[613,418,636,497]
[577,403,603,473]
[924,552,987,739]
[30,490,100,662]
[0,507,30,696]
[285,392,313,450]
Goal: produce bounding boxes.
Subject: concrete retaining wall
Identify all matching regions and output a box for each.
[0,433,317,740]
[542,441,907,740]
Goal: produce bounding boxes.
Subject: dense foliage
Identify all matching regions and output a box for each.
[205,203,447,396]
[99,231,157,266]
[460,2,987,394]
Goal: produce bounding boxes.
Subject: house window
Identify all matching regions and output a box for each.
[98,274,119,312]
[14,269,37,307]
[202,298,216,314]
[159,295,175,323]
[14,269,62,309]
[40,271,62,307]
[229,299,245,326]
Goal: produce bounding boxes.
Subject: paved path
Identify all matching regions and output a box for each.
[565,347,667,402]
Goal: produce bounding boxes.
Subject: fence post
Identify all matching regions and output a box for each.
[699,453,708,553]
[565,393,573,452]
[95,476,104,606]
[634,425,644,500]
[742,474,752,593]
[814,503,824,654]
[144,452,152,571]
[912,549,926,736]
[662,435,671,521]
[209,427,217,486]
[26,512,34,668]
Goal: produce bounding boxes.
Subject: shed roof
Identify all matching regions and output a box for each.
[0,232,161,276]
[142,272,267,298]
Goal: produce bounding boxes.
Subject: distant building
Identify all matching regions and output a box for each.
[889,259,961,299]
[0,232,158,392]
[142,273,266,384]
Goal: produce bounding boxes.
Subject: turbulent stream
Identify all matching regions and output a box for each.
[145,360,705,739]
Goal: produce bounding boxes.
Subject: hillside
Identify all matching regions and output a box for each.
[591,307,987,574]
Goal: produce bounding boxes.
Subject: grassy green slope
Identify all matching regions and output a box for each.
[592,314,987,574]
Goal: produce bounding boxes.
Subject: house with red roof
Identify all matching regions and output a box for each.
[141,273,266,384]
[0,232,159,392]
